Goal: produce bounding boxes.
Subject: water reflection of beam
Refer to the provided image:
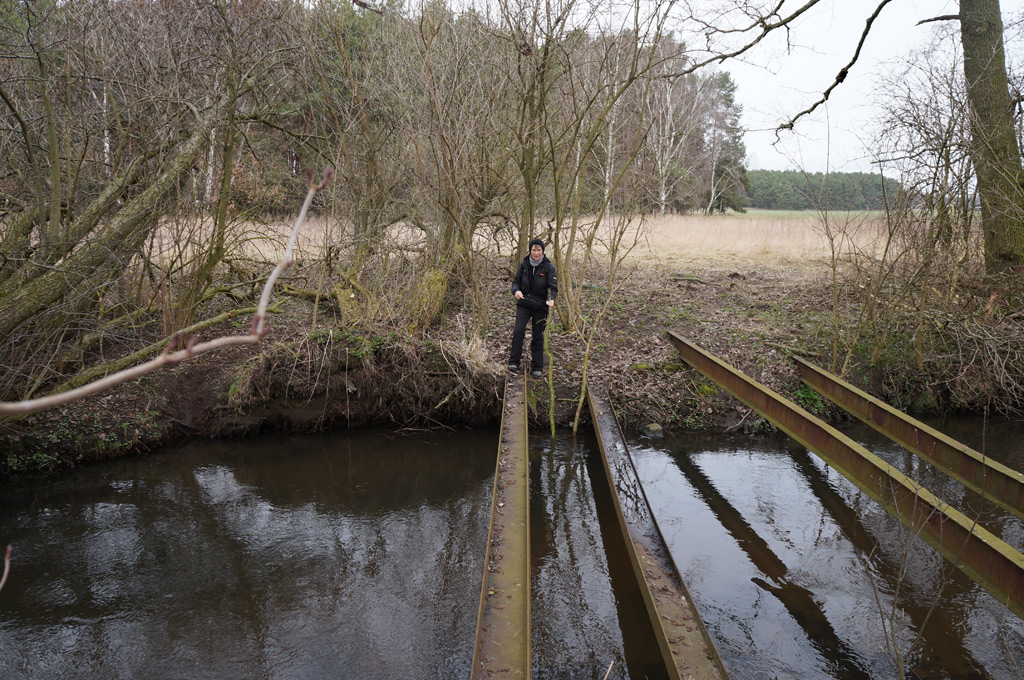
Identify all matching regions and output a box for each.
[584,443,676,680]
[789,448,988,678]
[670,451,872,680]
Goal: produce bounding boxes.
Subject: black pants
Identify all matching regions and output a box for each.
[509,305,548,370]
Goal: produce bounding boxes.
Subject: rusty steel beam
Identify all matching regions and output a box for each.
[795,356,1024,522]
[587,383,730,680]
[471,376,530,680]
[667,331,1024,622]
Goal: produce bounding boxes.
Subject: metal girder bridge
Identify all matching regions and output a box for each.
[667,331,1024,622]
[588,382,729,680]
[794,356,1024,522]
[471,375,531,680]
[470,371,730,679]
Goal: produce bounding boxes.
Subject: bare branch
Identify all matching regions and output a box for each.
[776,0,899,138]
[918,15,960,26]
[656,0,826,79]
[0,168,334,417]
[352,0,384,16]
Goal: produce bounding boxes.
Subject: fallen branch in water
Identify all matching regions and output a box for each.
[0,545,10,593]
[0,168,333,417]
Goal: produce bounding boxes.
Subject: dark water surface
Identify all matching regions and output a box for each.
[1,418,1022,679]
[0,429,496,679]
[628,416,1024,680]
[0,428,642,680]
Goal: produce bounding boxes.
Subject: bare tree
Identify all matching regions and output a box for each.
[958,0,1024,275]
[643,55,713,215]
[874,28,976,257]
[715,0,1024,275]
[0,0,301,400]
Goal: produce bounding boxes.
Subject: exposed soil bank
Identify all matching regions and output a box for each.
[0,257,1012,475]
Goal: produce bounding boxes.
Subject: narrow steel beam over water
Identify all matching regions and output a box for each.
[471,376,531,679]
[667,331,1024,621]
[795,356,1024,522]
[587,383,730,680]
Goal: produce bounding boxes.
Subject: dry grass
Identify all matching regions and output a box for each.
[634,211,890,267]
[146,210,891,273]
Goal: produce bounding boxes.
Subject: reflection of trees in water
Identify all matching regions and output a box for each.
[0,431,495,679]
[224,429,495,513]
[183,438,494,678]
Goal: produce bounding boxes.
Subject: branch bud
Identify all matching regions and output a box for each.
[316,167,335,190]
[164,334,181,355]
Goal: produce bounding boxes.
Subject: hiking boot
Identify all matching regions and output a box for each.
[532,369,543,378]
[507,363,519,373]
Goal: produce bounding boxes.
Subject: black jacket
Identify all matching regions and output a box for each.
[512,254,558,309]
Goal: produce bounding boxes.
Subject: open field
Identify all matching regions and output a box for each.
[635,211,890,266]
[145,210,892,273]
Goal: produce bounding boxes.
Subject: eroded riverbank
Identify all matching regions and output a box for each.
[2,256,1020,475]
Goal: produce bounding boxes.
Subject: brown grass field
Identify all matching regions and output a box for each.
[149,210,891,272]
[633,210,889,267]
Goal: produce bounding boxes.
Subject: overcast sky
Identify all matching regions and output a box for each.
[718,1,1024,173]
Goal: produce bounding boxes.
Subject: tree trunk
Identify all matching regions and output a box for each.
[960,0,1024,274]
[0,94,232,341]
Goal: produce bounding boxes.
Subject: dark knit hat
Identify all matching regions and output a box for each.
[528,238,545,251]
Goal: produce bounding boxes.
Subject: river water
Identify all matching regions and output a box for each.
[0,418,1021,679]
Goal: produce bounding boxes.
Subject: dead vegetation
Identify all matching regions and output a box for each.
[3,206,1023,475]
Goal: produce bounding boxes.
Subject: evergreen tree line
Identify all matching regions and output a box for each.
[745,170,902,211]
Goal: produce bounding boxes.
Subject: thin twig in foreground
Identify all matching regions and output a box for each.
[0,168,333,417]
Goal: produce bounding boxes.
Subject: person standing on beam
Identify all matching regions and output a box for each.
[508,238,557,378]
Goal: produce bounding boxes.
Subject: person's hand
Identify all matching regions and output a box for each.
[515,291,524,300]
[546,299,554,307]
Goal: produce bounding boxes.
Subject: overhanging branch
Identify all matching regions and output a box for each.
[776,0,900,139]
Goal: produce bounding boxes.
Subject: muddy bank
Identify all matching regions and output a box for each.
[0,257,1012,475]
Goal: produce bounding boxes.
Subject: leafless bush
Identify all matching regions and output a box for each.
[810,22,1024,415]
[822,177,1024,414]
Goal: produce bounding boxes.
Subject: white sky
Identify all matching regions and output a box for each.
[716,1,1024,173]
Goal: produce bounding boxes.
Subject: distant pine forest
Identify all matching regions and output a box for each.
[745,170,901,211]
